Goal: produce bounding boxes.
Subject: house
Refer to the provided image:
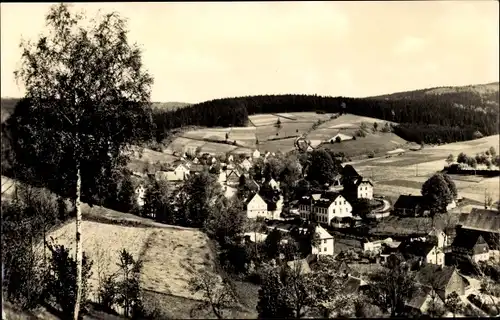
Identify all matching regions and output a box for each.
[406,286,444,315]
[344,178,373,200]
[218,171,227,184]
[312,225,335,256]
[427,228,448,249]
[155,170,178,182]
[393,195,428,216]
[268,178,280,190]
[399,240,444,266]
[328,133,353,143]
[265,222,335,256]
[252,149,261,159]
[451,229,493,263]
[225,168,242,186]
[343,275,369,295]
[173,163,190,180]
[306,146,313,152]
[240,159,253,172]
[246,193,269,219]
[413,265,469,302]
[363,237,395,253]
[454,208,500,260]
[264,194,284,220]
[134,184,146,207]
[298,192,353,226]
[244,232,268,243]
[192,157,199,164]
[227,154,234,162]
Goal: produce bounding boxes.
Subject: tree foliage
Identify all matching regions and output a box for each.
[306,150,340,186]
[6,3,154,202]
[45,242,93,318]
[421,173,454,214]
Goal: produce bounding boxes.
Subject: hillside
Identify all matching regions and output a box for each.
[369,82,499,113]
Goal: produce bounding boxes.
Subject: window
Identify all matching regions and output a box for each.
[344,200,346,205]
[340,208,342,213]
[324,247,327,252]
[324,239,327,244]
[333,209,336,214]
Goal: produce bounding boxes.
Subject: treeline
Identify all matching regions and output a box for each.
[152,94,499,143]
[392,124,482,145]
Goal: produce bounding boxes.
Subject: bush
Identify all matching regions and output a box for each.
[367,151,375,158]
[355,129,366,138]
[45,243,93,318]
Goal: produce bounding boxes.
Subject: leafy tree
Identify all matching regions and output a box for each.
[466,156,478,168]
[457,152,468,164]
[275,118,282,129]
[490,146,497,158]
[115,249,144,318]
[257,266,294,318]
[335,136,341,143]
[116,174,136,213]
[9,4,154,318]
[178,171,224,228]
[263,157,284,181]
[421,173,453,214]
[373,122,378,131]
[142,179,173,223]
[279,157,303,201]
[366,263,418,317]
[446,154,455,165]
[445,292,464,318]
[307,150,340,186]
[45,243,93,319]
[188,270,237,319]
[441,174,458,199]
[264,229,283,260]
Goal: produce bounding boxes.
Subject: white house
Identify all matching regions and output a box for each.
[240,159,253,172]
[353,179,374,200]
[400,240,445,267]
[306,146,314,152]
[428,228,448,249]
[268,195,284,220]
[329,133,353,143]
[134,184,146,207]
[192,157,200,164]
[268,178,280,190]
[218,171,227,184]
[446,199,457,211]
[363,237,394,253]
[253,149,261,159]
[246,193,268,219]
[227,154,234,162]
[298,193,353,225]
[173,163,190,180]
[312,225,335,256]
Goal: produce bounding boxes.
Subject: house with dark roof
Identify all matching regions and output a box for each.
[458,208,500,233]
[393,195,429,217]
[225,168,242,186]
[451,229,493,263]
[342,165,361,180]
[246,193,268,219]
[399,239,444,266]
[406,264,469,314]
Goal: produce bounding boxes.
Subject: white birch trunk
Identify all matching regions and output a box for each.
[74,167,82,320]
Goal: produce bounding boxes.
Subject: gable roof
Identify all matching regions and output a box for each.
[343,276,363,295]
[399,240,435,258]
[246,193,266,206]
[342,165,360,178]
[406,285,435,310]
[354,178,373,187]
[415,265,456,291]
[394,195,425,210]
[458,208,500,233]
[451,229,491,253]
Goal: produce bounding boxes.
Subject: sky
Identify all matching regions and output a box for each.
[1,1,498,103]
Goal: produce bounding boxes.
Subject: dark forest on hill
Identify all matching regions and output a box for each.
[152,93,499,144]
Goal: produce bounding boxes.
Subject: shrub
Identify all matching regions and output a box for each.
[367,151,375,158]
[355,129,366,138]
[335,136,342,143]
[45,243,93,318]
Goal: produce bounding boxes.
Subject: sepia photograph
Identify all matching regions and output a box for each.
[1,1,499,319]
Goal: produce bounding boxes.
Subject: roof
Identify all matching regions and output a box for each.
[354,178,373,186]
[343,276,362,294]
[244,232,268,243]
[331,133,353,140]
[394,195,424,210]
[246,179,260,191]
[407,285,434,310]
[414,265,468,301]
[342,165,360,178]
[315,225,333,240]
[399,240,435,258]
[458,208,500,233]
[451,229,491,253]
[246,193,266,206]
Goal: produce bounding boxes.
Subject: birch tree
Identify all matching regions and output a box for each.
[8,4,153,319]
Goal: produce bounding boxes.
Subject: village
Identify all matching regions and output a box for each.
[125,145,500,317]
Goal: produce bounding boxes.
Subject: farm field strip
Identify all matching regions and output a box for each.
[198,142,238,155]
